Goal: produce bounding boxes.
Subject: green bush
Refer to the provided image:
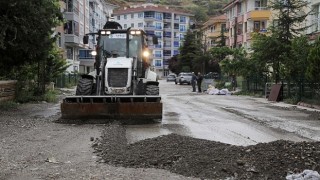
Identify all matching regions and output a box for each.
[0,101,18,110]
[43,90,58,103]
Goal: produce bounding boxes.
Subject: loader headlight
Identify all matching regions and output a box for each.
[130,30,141,35]
[91,50,97,56]
[143,50,150,57]
[100,31,111,35]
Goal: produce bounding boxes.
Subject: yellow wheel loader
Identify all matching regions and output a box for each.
[60,21,162,123]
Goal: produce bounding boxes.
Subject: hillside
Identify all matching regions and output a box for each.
[106,0,229,22]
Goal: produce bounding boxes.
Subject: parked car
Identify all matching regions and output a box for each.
[166,74,176,82]
[175,72,193,85]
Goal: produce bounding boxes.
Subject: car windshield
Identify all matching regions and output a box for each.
[181,73,192,76]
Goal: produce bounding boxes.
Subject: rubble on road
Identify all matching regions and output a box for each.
[206,85,232,95]
[94,124,320,180]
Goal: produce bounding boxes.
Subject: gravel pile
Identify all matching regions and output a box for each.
[93,124,320,180]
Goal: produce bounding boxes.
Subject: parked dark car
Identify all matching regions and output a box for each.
[175,72,193,85]
[166,74,176,82]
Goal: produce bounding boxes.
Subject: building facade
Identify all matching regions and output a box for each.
[61,0,117,74]
[113,3,194,77]
[306,0,320,41]
[62,0,90,73]
[78,0,118,74]
[223,0,272,49]
[201,15,228,49]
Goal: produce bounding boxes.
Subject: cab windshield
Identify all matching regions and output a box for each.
[99,33,143,58]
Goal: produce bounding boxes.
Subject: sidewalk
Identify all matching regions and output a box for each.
[254,97,320,113]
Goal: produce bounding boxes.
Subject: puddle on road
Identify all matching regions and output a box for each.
[31,103,60,118]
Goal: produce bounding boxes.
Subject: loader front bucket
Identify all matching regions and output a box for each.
[59,95,162,124]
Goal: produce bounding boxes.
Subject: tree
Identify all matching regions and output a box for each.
[0,0,63,94]
[266,0,311,82]
[250,33,283,82]
[306,37,320,83]
[178,30,203,72]
[220,48,247,78]
[168,55,180,74]
[287,36,310,82]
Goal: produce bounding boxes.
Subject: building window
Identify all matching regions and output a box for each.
[179,25,186,32]
[155,60,162,67]
[131,13,134,18]
[174,41,179,47]
[155,22,162,30]
[131,23,134,28]
[179,33,184,40]
[155,31,162,38]
[124,14,127,19]
[138,13,143,18]
[138,22,143,27]
[154,50,162,58]
[173,50,179,55]
[244,22,247,33]
[79,50,94,59]
[66,47,73,60]
[164,31,171,37]
[180,16,186,23]
[124,24,127,28]
[117,16,120,20]
[155,13,163,20]
[64,21,79,36]
[57,32,61,47]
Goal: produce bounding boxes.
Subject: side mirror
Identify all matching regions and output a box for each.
[83,35,89,44]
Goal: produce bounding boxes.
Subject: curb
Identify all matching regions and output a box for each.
[297,102,320,110]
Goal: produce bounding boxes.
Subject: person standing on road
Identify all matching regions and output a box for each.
[197,72,203,93]
[191,72,197,92]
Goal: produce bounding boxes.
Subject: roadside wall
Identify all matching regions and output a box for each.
[0,80,17,102]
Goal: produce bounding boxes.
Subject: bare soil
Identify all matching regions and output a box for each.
[1,94,320,179]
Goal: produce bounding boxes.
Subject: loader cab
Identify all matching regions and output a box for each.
[97,29,146,59]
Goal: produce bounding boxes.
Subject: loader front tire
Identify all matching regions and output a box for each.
[146,85,159,95]
[76,78,94,95]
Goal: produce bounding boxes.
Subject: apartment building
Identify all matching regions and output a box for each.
[223,0,272,49]
[61,0,117,74]
[78,0,118,74]
[113,3,194,77]
[306,0,320,41]
[201,14,228,49]
[63,0,90,73]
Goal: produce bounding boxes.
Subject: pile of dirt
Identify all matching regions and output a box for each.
[93,124,320,179]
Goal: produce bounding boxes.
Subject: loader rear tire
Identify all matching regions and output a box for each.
[146,85,159,95]
[76,78,94,95]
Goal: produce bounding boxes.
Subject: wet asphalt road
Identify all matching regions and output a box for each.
[126,80,320,146]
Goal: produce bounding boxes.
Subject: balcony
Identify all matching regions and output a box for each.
[208,31,221,38]
[144,15,156,21]
[164,18,172,23]
[247,9,271,20]
[144,25,155,31]
[64,11,79,22]
[163,37,172,41]
[154,44,162,49]
[163,45,171,50]
[65,34,80,44]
